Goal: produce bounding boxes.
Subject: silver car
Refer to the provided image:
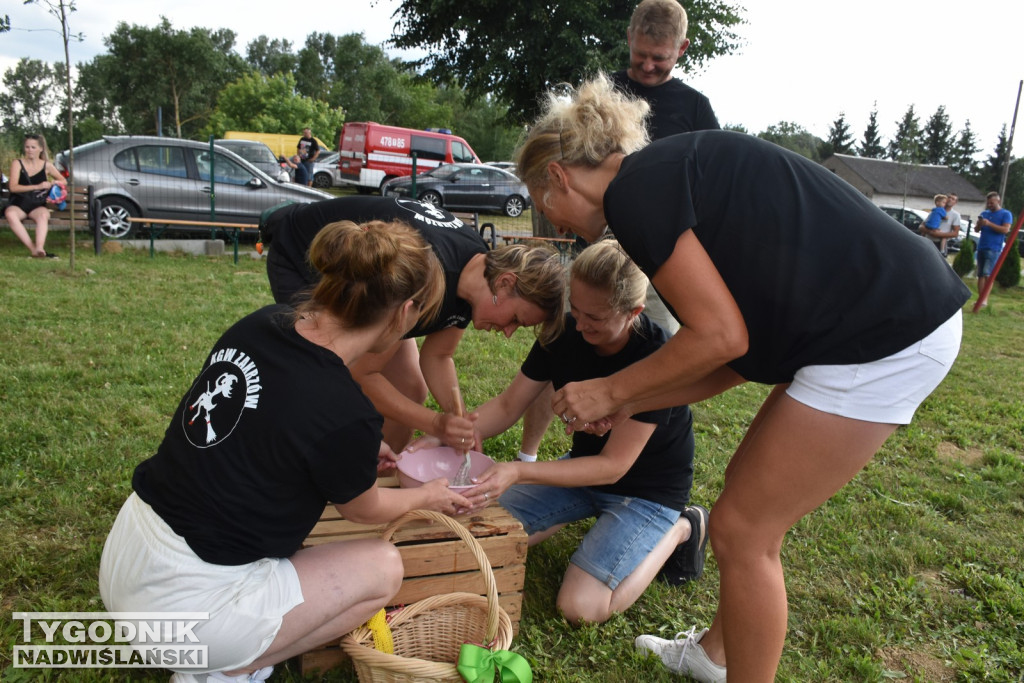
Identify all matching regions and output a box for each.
[56,136,331,238]
[310,151,342,189]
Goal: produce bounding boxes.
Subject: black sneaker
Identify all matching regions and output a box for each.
[658,504,710,586]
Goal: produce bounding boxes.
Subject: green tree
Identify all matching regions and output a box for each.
[948,121,980,178]
[952,234,975,277]
[887,105,923,163]
[758,121,823,161]
[390,0,745,123]
[921,105,953,165]
[858,104,885,158]
[995,235,1021,288]
[246,36,299,77]
[0,58,63,141]
[204,72,346,143]
[100,18,247,137]
[974,125,1010,193]
[820,111,854,158]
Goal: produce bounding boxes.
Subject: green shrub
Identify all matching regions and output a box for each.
[995,235,1021,288]
[952,236,975,277]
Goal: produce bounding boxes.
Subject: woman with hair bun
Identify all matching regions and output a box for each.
[516,74,968,682]
[263,196,568,453]
[99,220,482,682]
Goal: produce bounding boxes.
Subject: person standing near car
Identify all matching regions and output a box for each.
[974,191,1014,307]
[516,0,721,466]
[296,128,320,187]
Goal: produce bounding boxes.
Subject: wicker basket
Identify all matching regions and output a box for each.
[340,509,515,683]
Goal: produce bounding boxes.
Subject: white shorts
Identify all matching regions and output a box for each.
[786,310,962,424]
[98,493,304,673]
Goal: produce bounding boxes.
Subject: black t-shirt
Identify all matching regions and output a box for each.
[610,71,720,140]
[264,196,487,336]
[605,131,970,385]
[520,314,693,510]
[297,136,319,162]
[133,305,382,565]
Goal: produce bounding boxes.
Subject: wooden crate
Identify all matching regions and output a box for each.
[299,494,528,674]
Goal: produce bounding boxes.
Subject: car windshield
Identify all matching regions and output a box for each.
[425,166,461,180]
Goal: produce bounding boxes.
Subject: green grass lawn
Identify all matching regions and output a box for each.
[1,230,1022,682]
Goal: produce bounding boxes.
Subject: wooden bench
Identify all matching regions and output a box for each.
[130,217,259,263]
[298,480,528,674]
[0,184,101,253]
[500,233,580,262]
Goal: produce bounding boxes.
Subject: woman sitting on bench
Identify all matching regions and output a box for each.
[5,133,64,259]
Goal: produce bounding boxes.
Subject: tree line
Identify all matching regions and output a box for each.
[1,1,1017,211]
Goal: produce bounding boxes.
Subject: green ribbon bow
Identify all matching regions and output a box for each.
[457,643,533,683]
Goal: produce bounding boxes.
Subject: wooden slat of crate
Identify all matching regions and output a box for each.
[298,501,527,674]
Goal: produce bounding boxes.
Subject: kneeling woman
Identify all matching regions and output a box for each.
[99,220,481,681]
[467,240,708,625]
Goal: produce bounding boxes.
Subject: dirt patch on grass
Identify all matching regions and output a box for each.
[936,441,984,466]
[878,646,954,682]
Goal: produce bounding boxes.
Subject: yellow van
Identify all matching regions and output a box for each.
[224,131,333,159]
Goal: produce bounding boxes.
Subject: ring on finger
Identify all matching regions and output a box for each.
[484,492,490,500]
[567,416,577,424]
[561,412,569,423]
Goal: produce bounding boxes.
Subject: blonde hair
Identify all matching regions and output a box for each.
[628,0,688,47]
[484,243,567,345]
[296,220,444,330]
[933,194,947,204]
[571,238,648,332]
[515,73,650,191]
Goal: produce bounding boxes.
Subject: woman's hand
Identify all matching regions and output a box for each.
[376,441,400,474]
[419,478,475,515]
[551,377,621,428]
[433,411,477,450]
[464,462,519,503]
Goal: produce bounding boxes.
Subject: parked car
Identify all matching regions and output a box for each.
[486,161,516,171]
[215,139,290,182]
[310,151,342,189]
[879,205,931,232]
[381,163,530,217]
[55,136,331,239]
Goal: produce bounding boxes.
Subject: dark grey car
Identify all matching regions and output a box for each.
[382,163,530,217]
[56,136,331,238]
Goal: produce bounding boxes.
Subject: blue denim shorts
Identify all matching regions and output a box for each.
[976,248,1001,277]
[499,480,680,590]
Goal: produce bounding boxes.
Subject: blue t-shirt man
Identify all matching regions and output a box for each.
[977,206,1013,251]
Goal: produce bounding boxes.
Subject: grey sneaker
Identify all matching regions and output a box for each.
[658,504,709,585]
[635,627,726,682]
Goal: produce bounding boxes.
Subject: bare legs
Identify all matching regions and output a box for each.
[226,538,403,674]
[519,382,554,457]
[557,516,690,625]
[4,206,50,257]
[695,385,896,681]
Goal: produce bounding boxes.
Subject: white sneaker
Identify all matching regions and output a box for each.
[635,627,726,682]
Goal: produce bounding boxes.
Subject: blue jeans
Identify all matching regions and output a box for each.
[500,482,680,590]
[976,247,1001,277]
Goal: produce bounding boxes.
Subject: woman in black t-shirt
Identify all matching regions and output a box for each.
[100,220,484,681]
[4,133,64,258]
[424,240,708,625]
[264,196,568,453]
[514,75,968,683]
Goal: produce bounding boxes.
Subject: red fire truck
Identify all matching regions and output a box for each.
[337,122,481,193]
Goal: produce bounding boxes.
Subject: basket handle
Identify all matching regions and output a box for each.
[381,509,500,646]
